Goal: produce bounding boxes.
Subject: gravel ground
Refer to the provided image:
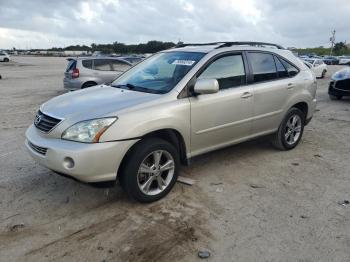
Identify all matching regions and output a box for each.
[0,56,349,262]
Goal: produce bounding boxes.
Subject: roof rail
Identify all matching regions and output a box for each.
[175,42,284,50]
[175,42,221,48]
[216,42,285,49]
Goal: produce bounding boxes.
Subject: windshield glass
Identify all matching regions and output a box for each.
[111,51,205,94]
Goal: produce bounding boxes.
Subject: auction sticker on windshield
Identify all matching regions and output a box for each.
[172,60,196,66]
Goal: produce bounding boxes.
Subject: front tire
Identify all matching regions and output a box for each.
[272,108,305,150]
[119,138,179,203]
[3,58,9,62]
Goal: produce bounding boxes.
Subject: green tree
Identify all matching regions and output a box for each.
[333,42,347,55]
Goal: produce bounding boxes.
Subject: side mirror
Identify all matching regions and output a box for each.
[194,78,219,95]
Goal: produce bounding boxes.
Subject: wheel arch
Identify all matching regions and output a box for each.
[117,128,188,178]
[291,101,308,120]
[81,81,98,89]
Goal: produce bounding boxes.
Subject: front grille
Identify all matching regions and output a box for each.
[34,110,61,133]
[334,79,350,91]
[28,141,47,155]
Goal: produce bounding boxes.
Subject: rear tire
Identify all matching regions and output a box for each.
[81,81,97,89]
[329,95,342,100]
[119,138,179,203]
[272,108,305,150]
[321,70,326,78]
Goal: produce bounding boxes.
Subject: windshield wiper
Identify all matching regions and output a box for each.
[111,83,163,94]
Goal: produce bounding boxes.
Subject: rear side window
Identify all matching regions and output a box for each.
[94,59,112,71]
[248,52,277,83]
[281,59,299,77]
[65,59,76,72]
[111,60,131,72]
[274,56,289,78]
[82,59,93,69]
[198,54,246,90]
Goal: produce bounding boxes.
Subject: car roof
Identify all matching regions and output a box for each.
[67,56,133,65]
[162,42,306,70]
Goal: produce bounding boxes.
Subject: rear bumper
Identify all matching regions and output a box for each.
[63,78,82,90]
[25,125,138,182]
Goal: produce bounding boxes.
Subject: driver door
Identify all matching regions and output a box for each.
[189,53,253,156]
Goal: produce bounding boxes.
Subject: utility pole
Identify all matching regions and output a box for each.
[330,30,336,56]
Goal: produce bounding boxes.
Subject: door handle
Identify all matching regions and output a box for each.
[287,83,294,89]
[241,92,253,99]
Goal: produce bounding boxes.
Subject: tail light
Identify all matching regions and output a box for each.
[72,68,79,78]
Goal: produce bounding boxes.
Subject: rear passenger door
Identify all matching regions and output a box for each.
[93,59,119,83]
[190,53,254,156]
[247,52,299,135]
[110,59,131,77]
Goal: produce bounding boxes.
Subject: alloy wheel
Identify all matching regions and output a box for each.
[137,150,175,196]
[284,114,302,145]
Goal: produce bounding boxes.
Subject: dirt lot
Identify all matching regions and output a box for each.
[0,56,349,262]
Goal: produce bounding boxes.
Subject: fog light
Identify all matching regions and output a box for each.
[63,157,74,169]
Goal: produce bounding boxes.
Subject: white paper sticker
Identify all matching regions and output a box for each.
[172,60,196,66]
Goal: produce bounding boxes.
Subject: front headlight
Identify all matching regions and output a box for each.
[62,117,117,143]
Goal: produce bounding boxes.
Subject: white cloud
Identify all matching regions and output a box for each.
[0,0,349,49]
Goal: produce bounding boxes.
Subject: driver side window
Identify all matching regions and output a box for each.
[198,54,246,90]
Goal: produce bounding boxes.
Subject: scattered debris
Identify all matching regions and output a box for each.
[65,196,70,204]
[97,246,104,251]
[291,162,299,166]
[9,223,25,232]
[314,154,322,158]
[300,215,309,219]
[177,176,195,185]
[198,250,211,259]
[249,184,265,189]
[104,189,109,196]
[108,250,113,254]
[215,187,223,193]
[210,182,223,186]
[338,200,350,207]
[315,109,320,112]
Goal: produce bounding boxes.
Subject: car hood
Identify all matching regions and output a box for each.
[41,85,160,120]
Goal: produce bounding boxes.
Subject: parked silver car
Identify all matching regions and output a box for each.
[63,57,132,90]
[26,42,317,202]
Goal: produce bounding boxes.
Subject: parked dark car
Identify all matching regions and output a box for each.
[329,68,350,100]
[322,56,339,65]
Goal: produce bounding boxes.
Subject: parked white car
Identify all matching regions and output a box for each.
[0,51,10,62]
[339,56,350,65]
[303,58,327,78]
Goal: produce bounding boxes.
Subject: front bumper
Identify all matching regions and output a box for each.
[329,80,350,97]
[25,125,138,182]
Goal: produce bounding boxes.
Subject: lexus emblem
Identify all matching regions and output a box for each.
[34,115,42,125]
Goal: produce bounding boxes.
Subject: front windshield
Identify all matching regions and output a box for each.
[111,51,205,94]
